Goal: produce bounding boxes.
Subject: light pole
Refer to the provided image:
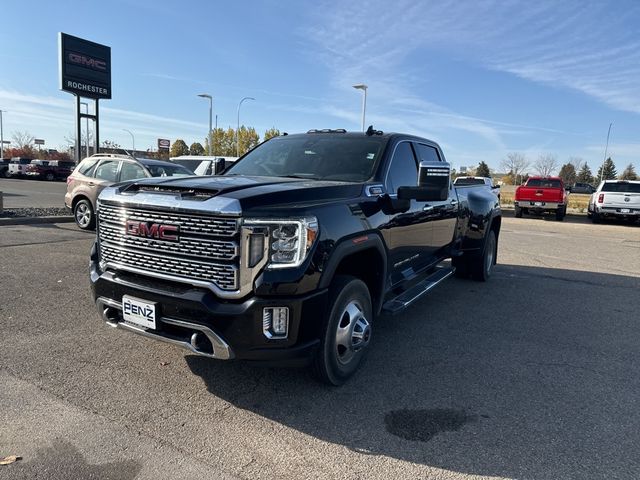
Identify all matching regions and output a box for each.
[352,84,368,132]
[0,109,4,160]
[198,94,213,155]
[80,102,90,158]
[599,122,613,184]
[122,128,135,154]
[237,97,255,157]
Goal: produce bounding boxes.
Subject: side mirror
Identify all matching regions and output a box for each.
[397,161,450,201]
[214,158,226,174]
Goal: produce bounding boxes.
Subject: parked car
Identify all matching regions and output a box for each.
[6,157,33,177]
[514,176,568,220]
[588,180,640,224]
[570,182,596,194]
[91,128,502,384]
[453,176,500,199]
[65,153,192,230]
[170,155,238,175]
[25,160,75,181]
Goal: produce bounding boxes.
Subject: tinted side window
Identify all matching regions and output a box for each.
[120,162,147,182]
[387,142,417,193]
[94,160,120,182]
[414,143,441,163]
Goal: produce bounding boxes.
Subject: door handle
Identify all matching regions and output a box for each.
[423,205,435,212]
[450,200,459,206]
[88,182,96,187]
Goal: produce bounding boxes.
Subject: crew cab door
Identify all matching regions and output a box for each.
[383,141,435,283]
[413,143,458,253]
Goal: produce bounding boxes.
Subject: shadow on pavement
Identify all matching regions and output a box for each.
[186,264,640,479]
[3,440,141,480]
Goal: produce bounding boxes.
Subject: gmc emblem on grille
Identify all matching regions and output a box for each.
[125,221,180,242]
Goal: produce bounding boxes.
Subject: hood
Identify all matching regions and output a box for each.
[100,175,365,215]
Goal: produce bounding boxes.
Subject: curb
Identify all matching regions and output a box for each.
[500,206,587,218]
[0,215,75,226]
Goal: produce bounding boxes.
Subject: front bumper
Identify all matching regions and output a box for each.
[90,246,326,366]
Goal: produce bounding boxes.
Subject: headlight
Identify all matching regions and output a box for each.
[244,217,318,269]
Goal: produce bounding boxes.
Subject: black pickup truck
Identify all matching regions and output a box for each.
[91,128,501,384]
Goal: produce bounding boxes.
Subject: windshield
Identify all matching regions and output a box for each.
[146,164,193,177]
[225,135,386,182]
[601,182,640,193]
[526,178,562,188]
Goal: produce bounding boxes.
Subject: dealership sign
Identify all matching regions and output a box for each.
[158,139,170,152]
[58,33,111,99]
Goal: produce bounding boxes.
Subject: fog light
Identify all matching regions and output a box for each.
[263,307,289,339]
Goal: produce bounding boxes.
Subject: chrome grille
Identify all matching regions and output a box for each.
[99,222,237,260]
[98,202,238,236]
[100,245,237,289]
[97,201,240,291]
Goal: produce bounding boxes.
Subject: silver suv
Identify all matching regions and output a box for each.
[65,153,192,229]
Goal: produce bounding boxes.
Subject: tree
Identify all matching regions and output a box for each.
[596,157,617,181]
[189,142,205,155]
[170,139,189,157]
[237,126,260,156]
[558,162,577,186]
[501,152,530,185]
[576,163,594,184]
[620,163,638,180]
[101,140,121,149]
[263,127,280,141]
[11,131,35,149]
[534,154,558,177]
[476,161,491,177]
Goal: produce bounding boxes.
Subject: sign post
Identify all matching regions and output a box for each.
[58,33,111,162]
[158,139,170,153]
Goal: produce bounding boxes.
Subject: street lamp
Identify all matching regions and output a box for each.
[0,109,4,160]
[80,102,90,158]
[237,97,255,157]
[352,84,368,132]
[122,128,135,154]
[599,122,613,184]
[198,93,213,155]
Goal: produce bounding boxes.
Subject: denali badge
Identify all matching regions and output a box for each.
[125,221,180,242]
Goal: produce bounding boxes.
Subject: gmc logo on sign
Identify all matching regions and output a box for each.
[68,52,107,71]
[126,221,180,242]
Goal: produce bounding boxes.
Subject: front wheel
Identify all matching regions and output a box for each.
[555,207,566,221]
[73,199,95,230]
[45,172,55,181]
[312,276,373,386]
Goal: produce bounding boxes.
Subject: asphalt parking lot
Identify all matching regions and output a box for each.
[0,178,68,209]
[1,216,639,480]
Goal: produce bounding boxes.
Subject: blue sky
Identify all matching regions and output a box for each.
[1,0,639,174]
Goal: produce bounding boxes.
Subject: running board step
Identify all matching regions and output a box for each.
[382,267,455,315]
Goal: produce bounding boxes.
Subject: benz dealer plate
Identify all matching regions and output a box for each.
[620,209,631,214]
[534,202,543,206]
[122,295,157,330]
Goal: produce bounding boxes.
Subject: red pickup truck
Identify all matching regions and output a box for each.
[514,176,568,221]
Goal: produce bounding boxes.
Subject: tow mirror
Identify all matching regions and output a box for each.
[214,158,226,174]
[397,161,450,202]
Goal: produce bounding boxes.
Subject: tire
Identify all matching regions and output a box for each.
[555,207,566,221]
[515,206,523,218]
[592,210,601,224]
[73,199,95,230]
[471,229,497,282]
[3,169,10,178]
[312,275,373,386]
[45,172,55,181]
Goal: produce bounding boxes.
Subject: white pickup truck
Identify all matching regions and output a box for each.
[588,180,640,224]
